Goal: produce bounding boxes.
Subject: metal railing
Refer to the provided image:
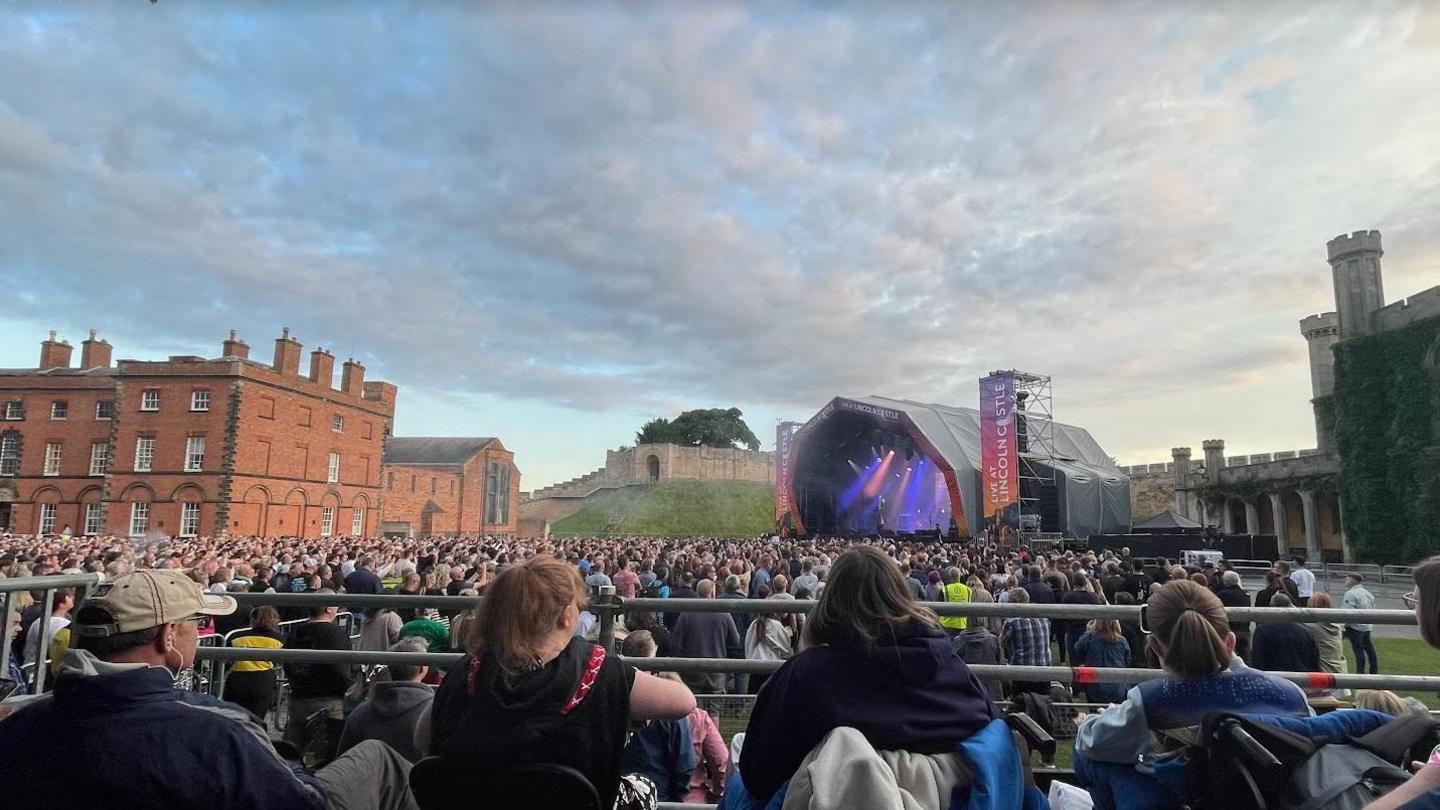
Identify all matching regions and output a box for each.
[0,573,100,694]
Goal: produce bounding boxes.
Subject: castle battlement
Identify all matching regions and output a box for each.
[1300,311,1339,338]
[1327,230,1383,261]
[1373,285,1440,331]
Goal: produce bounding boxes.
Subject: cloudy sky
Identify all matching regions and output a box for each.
[2,2,1439,489]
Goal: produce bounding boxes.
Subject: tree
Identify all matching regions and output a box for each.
[634,408,760,451]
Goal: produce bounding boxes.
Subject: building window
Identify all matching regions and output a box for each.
[43,442,62,476]
[327,452,340,484]
[129,502,149,536]
[38,503,56,535]
[191,390,211,412]
[3,400,23,420]
[140,389,160,411]
[351,507,364,535]
[485,461,511,525]
[320,506,335,537]
[50,401,68,420]
[89,442,109,476]
[135,437,154,472]
[185,437,205,472]
[179,502,201,537]
[0,432,18,476]
[258,396,276,420]
[332,414,344,433]
[84,503,103,536]
[95,400,115,420]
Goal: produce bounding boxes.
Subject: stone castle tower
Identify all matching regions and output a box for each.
[1301,230,1384,452]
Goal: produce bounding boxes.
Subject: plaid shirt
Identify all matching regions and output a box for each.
[1001,616,1053,668]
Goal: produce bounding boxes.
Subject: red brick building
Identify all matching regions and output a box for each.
[379,437,520,538]
[0,329,396,539]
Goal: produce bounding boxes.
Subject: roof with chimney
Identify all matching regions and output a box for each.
[383,437,500,465]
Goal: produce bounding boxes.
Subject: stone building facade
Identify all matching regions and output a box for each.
[1119,230,1440,562]
[379,437,520,538]
[0,329,396,540]
[518,442,774,530]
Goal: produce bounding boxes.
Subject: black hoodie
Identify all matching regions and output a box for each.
[285,619,352,698]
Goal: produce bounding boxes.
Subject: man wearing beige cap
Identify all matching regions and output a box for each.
[0,569,417,809]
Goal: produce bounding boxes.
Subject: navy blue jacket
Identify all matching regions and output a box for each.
[0,657,326,810]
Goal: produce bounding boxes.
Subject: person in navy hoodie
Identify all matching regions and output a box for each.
[735,545,996,804]
[1073,579,1311,810]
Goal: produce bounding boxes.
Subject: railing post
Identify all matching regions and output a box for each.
[0,592,16,692]
[32,587,56,694]
[596,586,619,654]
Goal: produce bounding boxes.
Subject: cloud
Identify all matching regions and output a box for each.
[2,0,1440,472]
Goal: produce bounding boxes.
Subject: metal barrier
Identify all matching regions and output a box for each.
[0,573,100,693]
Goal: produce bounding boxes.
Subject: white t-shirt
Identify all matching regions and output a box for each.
[1290,567,1316,598]
[23,616,70,667]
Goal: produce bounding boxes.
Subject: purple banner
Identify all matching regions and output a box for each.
[979,372,1018,540]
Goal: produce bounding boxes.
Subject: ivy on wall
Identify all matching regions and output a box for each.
[1330,317,1440,564]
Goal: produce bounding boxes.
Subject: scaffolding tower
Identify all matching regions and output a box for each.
[1012,370,1058,539]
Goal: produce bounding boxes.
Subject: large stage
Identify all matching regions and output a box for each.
[775,396,1131,540]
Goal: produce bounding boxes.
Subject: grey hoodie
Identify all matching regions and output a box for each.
[336,680,434,762]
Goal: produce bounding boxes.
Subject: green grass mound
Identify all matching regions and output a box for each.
[551,480,775,537]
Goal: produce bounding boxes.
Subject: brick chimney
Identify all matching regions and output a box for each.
[39,331,73,370]
[341,358,365,395]
[222,330,250,360]
[272,327,302,376]
[309,347,335,388]
[80,330,113,369]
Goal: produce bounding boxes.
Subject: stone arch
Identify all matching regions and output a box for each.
[320,490,342,507]
[280,488,308,535]
[1226,498,1247,533]
[242,485,273,504]
[1252,494,1275,535]
[647,454,660,483]
[30,485,63,503]
[235,485,271,537]
[350,493,369,509]
[119,482,156,503]
[169,483,207,503]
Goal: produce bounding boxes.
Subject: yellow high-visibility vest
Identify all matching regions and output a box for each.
[939,581,970,630]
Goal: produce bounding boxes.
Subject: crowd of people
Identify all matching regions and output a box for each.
[0,529,1437,809]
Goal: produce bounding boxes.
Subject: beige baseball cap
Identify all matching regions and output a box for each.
[73,569,236,639]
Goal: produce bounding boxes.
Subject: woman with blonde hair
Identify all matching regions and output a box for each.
[1302,591,1346,674]
[1073,580,1309,810]
[425,556,694,810]
[1072,619,1130,704]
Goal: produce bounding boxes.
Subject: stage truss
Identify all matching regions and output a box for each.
[1013,370,1057,538]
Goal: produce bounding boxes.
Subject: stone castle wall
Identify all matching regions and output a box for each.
[1129,471,1178,522]
[1373,286,1440,332]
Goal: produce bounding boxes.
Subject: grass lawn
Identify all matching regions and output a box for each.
[552,480,775,537]
[1353,637,1440,709]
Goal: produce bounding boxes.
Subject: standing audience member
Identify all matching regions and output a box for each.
[1061,573,1104,662]
[951,615,1003,706]
[743,596,795,695]
[1287,556,1315,607]
[1341,574,1378,674]
[337,637,434,763]
[223,606,284,723]
[1248,593,1321,673]
[284,591,353,750]
[424,556,696,810]
[1071,619,1130,705]
[359,606,403,652]
[1212,570,1251,660]
[1302,592,1346,675]
[23,587,73,668]
[1001,587,1052,696]
[668,579,742,696]
[1113,593,1148,668]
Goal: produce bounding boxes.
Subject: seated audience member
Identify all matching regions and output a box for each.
[425,556,695,810]
[338,637,434,763]
[1247,593,1321,673]
[1073,580,1309,810]
[1071,619,1130,705]
[619,632,699,803]
[735,545,996,804]
[0,570,417,810]
[223,605,284,722]
[1367,555,1440,810]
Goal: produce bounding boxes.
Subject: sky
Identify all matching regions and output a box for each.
[2,2,1439,490]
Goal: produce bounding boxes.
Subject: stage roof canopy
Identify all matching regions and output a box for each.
[786,395,1129,538]
[1132,509,1203,531]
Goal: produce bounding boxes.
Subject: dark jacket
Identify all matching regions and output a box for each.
[1214,584,1251,640]
[717,590,751,640]
[670,611,743,660]
[1022,580,1056,605]
[621,718,696,801]
[338,680,434,762]
[1249,621,1321,673]
[952,626,1004,705]
[665,587,699,629]
[738,623,996,802]
[285,619,353,698]
[1071,632,1131,703]
[0,650,325,810]
[343,568,383,595]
